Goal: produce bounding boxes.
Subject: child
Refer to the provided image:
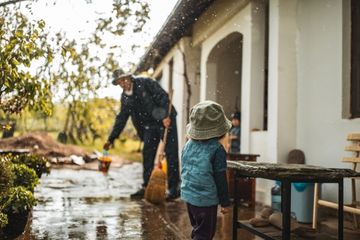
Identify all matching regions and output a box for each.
[229,111,241,154]
[181,100,231,240]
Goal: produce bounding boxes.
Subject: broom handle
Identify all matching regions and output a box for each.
[162,89,173,148]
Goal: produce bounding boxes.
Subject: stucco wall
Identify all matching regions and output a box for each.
[150,0,359,206]
[153,39,201,149]
[296,0,360,203]
[200,3,253,153]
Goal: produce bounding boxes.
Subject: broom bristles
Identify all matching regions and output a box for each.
[144,167,166,204]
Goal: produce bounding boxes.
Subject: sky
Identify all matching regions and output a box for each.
[24,0,178,100]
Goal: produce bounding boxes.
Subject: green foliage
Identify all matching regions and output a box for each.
[11,164,39,192]
[49,0,150,107]
[0,212,8,229]
[9,153,50,177]
[0,158,14,195]
[1,0,150,118]
[1,186,36,214]
[0,8,54,114]
[63,98,122,144]
[0,154,43,229]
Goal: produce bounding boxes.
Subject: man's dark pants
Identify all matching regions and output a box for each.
[142,116,179,196]
[186,203,218,240]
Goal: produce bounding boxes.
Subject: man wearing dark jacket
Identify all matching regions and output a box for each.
[103,70,180,200]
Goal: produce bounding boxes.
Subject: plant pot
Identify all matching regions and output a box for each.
[2,211,30,238]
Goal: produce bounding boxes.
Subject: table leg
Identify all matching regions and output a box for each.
[338,178,344,240]
[232,172,239,240]
[281,180,291,240]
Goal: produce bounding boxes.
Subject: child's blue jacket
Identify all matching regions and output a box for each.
[181,138,230,207]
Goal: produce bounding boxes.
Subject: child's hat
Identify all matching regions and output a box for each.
[186,100,232,140]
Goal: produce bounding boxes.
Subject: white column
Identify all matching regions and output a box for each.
[267,0,298,164]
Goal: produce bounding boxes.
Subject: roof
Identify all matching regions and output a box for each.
[136,0,214,73]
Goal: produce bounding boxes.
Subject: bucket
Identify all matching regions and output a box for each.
[98,150,112,172]
[291,182,314,223]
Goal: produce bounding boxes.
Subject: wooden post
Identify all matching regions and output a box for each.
[312,183,320,229]
[352,163,358,229]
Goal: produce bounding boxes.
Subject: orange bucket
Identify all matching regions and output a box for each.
[98,153,112,172]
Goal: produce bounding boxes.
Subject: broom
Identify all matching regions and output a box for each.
[144,90,173,204]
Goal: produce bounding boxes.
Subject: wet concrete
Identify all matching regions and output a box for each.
[17,163,358,240]
[22,164,181,239]
[18,163,257,240]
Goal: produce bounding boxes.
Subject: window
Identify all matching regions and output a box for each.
[351,0,360,118]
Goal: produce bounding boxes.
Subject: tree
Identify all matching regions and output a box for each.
[48,0,149,143]
[0,7,53,115]
[1,0,150,141]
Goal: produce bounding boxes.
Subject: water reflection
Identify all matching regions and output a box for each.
[25,164,186,239]
[21,164,256,240]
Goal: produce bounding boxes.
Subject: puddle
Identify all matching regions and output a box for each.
[15,163,257,240]
[22,163,184,240]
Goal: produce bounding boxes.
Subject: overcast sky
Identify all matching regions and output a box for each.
[24,0,178,99]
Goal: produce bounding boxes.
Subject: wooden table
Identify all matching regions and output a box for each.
[228,161,360,240]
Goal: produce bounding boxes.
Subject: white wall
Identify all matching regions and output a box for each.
[159,64,170,91]
[172,50,186,148]
[296,0,360,203]
[200,3,253,153]
[267,0,298,165]
[152,0,360,206]
[198,0,273,204]
[251,131,272,204]
[153,39,201,150]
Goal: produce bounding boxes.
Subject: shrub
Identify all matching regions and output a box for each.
[1,186,36,215]
[12,164,39,192]
[9,154,50,177]
[0,159,14,195]
[0,212,8,228]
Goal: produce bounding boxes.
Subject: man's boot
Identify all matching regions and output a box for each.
[130,187,145,199]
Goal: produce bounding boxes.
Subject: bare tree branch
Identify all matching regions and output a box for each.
[0,0,30,7]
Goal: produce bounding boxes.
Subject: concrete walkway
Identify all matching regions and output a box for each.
[17,163,360,240]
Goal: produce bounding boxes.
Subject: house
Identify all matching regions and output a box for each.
[136,0,360,205]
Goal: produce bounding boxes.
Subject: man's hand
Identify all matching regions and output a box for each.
[220,207,230,214]
[162,117,171,128]
[103,141,112,150]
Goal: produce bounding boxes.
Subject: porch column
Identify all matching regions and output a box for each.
[267,0,298,164]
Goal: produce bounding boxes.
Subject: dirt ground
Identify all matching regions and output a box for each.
[0,132,130,168]
[0,132,88,157]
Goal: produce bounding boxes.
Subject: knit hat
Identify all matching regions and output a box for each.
[112,69,133,85]
[186,100,232,140]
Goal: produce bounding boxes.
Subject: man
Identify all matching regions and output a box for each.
[103,70,180,200]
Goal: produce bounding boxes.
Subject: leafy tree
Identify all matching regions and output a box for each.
[0,8,53,114]
[48,0,149,143]
[1,0,150,142]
